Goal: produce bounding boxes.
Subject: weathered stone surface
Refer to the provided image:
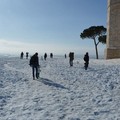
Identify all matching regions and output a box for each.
[106,0,120,59]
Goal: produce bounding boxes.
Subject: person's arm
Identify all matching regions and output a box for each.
[37,57,40,66]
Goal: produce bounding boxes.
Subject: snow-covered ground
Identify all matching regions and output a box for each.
[0,56,120,120]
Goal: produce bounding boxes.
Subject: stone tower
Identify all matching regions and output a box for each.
[106,0,120,59]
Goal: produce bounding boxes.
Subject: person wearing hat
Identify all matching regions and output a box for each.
[29,52,40,80]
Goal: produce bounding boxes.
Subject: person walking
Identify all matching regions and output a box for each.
[84,52,89,70]
[69,52,74,66]
[26,52,29,59]
[29,52,40,80]
[50,53,53,58]
[65,54,67,58]
[44,53,47,60]
[20,52,24,59]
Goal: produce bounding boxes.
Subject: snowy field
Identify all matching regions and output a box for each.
[0,55,120,120]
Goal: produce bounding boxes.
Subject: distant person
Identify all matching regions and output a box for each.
[50,53,53,58]
[44,53,47,60]
[69,52,74,66]
[84,52,89,70]
[29,52,40,80]
[26,52,29,59]
[20,52,24,59]
[65,54,67,58]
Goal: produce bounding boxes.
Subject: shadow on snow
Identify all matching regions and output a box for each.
[37,78,68,90]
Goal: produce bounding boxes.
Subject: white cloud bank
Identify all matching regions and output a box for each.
[0,39,105,56]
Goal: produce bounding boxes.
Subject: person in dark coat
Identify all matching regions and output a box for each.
[29,52,40,80]
[69,52,74,66]
[26,52,29,59]
[20,52,24,59]
[44,53,47,60]
[65,54,67,59]
[50,53,53,58]
[84,52,89,70]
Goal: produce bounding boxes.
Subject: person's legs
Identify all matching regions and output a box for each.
[85,63,88,70]
[85,63,87,70]
[35,66,39,79]
[32,66,35,80]
[70,60,73,66]
[69,60,72,66]
[71,60,73,66]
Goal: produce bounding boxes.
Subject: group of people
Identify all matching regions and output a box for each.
[69,52,89,70]
[20,52,29,59]
[43,53,53,60]
[28,52,89,80]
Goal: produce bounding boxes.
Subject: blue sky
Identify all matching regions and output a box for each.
[0,0,107,56]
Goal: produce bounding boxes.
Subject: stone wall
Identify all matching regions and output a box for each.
[106,0,120,59]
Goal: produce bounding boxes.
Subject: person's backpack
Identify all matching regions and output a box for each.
[29,56,34,66]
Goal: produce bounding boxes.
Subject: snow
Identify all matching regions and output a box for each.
[0,56,120,120]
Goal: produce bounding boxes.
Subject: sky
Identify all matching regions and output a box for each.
[0,0,107,56]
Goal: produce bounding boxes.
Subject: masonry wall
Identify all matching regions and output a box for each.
[106,0,120,59]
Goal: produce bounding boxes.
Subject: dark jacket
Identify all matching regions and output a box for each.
[44,53,47,59]
[30,54,39,66]
[69,52,74,61]
[84,53,89,63]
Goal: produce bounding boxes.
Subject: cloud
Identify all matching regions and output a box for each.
[0,39,82,55]
[0,39,105,56]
